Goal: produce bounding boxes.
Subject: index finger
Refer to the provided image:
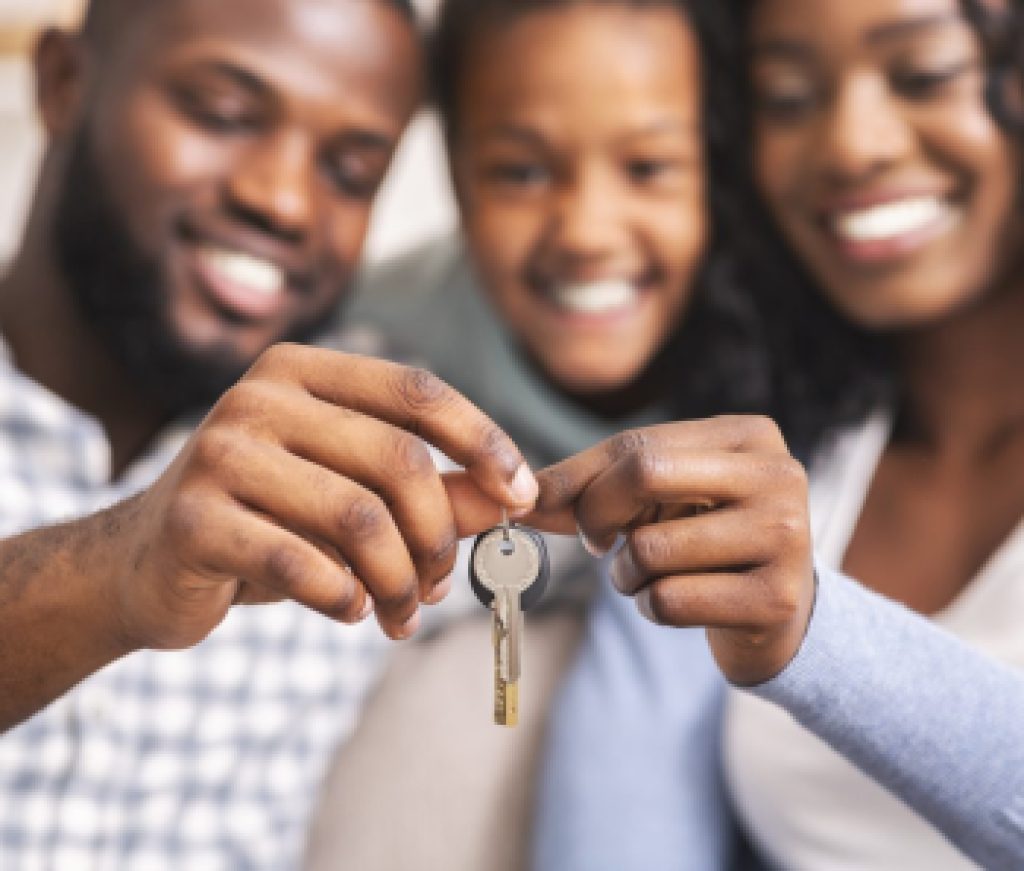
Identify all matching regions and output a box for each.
[535,416,788,514]
[253,345,539,511]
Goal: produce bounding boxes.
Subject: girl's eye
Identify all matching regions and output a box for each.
[484,162,551,188]
[626,158,682,185]
[892,61,975,100]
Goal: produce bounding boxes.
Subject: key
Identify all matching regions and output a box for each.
[470,512,549,727]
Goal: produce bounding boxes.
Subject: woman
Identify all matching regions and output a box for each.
[535,0,1024,867]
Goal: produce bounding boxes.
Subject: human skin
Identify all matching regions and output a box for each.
[524,0,1024,686]
[449,3,707,412]
[0,0,540,733]
[749,0,1024,616]
[1,0,423,473]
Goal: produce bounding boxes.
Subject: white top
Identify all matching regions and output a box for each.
[723,410,1024,870]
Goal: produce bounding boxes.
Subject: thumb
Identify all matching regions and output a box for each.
[443,471,577,537]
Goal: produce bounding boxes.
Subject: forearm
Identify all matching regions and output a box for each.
[0,500,138,732]
[754,566,1024,867]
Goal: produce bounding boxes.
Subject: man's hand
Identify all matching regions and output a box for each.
[111,344,538,650]
[529,416,815,686]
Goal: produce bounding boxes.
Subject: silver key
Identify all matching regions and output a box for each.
[470,513,549,726]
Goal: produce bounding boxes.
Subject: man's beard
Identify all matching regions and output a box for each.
[53,131,337,418]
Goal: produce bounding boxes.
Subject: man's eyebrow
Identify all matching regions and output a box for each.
[335,130,395,151]
[186,60,271,98]
[865,12,963,46]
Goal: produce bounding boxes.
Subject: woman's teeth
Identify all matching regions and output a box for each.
[550,279,640,315]
[198,247,286,297]
[832,197,956,243]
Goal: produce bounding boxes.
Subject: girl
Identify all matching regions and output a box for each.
[536,0,1024,868]
[306,1,764,869]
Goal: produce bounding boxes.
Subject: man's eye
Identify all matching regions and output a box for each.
[325,154,386,200]
[175,88,260,133]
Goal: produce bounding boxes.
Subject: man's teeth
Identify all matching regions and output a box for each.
[199,247,285,296]
[832,197,955,243]
[551,279,640,315]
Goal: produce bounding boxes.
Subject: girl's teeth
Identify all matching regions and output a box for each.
[199,247,285,296]
[551,279,639,315]
[833,197,954,243]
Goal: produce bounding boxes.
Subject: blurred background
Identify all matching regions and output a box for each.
[0,0,455,264]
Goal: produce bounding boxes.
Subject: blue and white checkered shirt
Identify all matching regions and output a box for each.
[0,334,392,870]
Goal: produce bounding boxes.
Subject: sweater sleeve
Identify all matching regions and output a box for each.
[752,565,1024,867]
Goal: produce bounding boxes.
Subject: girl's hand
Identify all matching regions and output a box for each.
[530,416,815,686]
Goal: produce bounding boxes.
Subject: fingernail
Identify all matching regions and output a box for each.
[358,597,375,621]
[508,463,539,506]
[425,574,452,606]
[609,547,639,595]
[635,589,659,624]
[397,609,421,639]
[578,527,609,559]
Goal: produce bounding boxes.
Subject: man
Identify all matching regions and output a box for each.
[0,0,537,866]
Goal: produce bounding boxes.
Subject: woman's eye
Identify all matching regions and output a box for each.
[892,61,974,100]
[755,88,817,123]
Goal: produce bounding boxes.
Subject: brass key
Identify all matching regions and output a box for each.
[470,514,549,726]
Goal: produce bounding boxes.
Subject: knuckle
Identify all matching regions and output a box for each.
[714,414,782,450]
[629,527,671,575]
[422,533,458,568]
[263,544,309,594]
[253,342,303,376]
[387,432,435,480]
[536,466,575,511]
[323,576,359,619]
[373,575,419,612]
[164,491,205,550]
[766,506,809,550]
[335,494,389,541]
[778,458,809,494]
[395,366,451,411]
[191,427,240,473]
[214,380,280,426]
[608,429,648,461]
[629,448,666,492]
[755,572,801,625]
[473,423,519,475]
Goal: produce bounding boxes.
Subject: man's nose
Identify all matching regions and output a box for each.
[227,130,316,240]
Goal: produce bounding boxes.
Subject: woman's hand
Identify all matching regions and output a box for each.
[530,416,815,686]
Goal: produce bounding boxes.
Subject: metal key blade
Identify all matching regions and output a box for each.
[495,586,522,683]
[492,595,520,727]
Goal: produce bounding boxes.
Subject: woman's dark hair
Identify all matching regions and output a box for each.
[718,0,1024,457]
[429,0,779,426]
